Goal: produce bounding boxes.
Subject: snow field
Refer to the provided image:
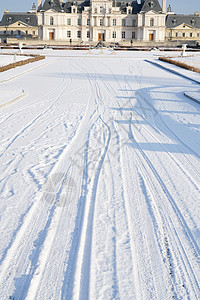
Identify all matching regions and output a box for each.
[0,51,199,299]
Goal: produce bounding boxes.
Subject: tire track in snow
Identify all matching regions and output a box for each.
[72,117,111,300]
[58,61,111,299]
[111,60,200,298]
[127,113,200,298]
[0,59,89,298]
[0,60,72,159]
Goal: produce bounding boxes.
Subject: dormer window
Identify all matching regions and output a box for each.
[148,1,154,8]
[172,18,176,25]
[7,17,12,23]
[71,6,76,13]
[26,17,31,23]
[191,19,195,25]
[49,0,54,6]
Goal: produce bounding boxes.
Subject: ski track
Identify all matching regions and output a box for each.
[0,55,199,299]
[0,58,91,299]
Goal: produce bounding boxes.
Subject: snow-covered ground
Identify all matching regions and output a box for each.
[0,54,31,67]
[172,53,200,69]
[0,50,200,299]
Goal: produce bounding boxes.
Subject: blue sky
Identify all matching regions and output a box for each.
[0,0,199,18]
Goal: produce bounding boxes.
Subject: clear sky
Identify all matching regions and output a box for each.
[0,0,199,18]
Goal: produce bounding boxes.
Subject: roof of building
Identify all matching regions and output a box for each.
[140,0,162,13]
[63,0,90,13]
[166,14,200,29]
[113,1,142,14]
[41,0,63,12]
[0,12,38,27]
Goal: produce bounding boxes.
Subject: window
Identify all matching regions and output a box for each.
[94,8,97,13]
[26,30,28,35]
[73,8,76,13]
[148,1,154,8]
[100,6,104,13]
[197,33,200,37]
[122,31,125,38]
[7,17,12,22]
[67,31,71,38]
[33,31,36,35]
[50,16,54,25]
[87,31,90,38]
[26,17,31,23]
[183,33,185,37]
[112,31,116,38]
[176,32,178,37]
[77,31,81,38]
[128,9,131,14]
[77,19,81,26]
[87,19,90,26]
[18,30,21,35]
[132,19,136,27]
[132,31,136,39]
[113,19,116,26]
[150,18,154,26]
[11,30,13,35]
[100,19,104,26]
[172,18,176,25]
[122,19,126,27]
[190,32,193,37]
[67,18,71,25]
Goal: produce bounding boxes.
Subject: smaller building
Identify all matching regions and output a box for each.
[166,10,200,45]
[0,4,38,43]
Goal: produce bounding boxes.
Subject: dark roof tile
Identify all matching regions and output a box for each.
[0,12,38,27]
[166,14,200,29]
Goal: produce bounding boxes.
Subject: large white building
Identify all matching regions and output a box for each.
[37,0,167,43]
[1,0,199,45]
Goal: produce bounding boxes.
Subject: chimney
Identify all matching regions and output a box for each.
[162,0,166,13]
[38,0,42,9]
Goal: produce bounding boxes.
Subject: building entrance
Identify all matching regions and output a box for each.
[98,33,105,41]
[149,33,154,41]
[49,32,54,40]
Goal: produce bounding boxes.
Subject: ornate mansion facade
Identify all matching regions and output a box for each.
[37,0,166,43]
[0,0,200,45]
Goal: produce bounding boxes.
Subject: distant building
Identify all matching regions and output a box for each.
[0,4,38,43]
[0,0,200,45]
[37,0,166,43]
[166,9,200,45]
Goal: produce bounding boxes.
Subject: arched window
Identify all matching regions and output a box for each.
[150,18,154,26]
[50,16,54,25]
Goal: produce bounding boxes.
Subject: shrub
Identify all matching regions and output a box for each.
[158,56,200,73]
[0,55,45,73]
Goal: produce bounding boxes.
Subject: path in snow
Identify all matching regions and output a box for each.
[0,51,199,300]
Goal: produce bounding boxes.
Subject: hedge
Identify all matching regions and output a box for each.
[158,56,200,73]
[0,55,45,73]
